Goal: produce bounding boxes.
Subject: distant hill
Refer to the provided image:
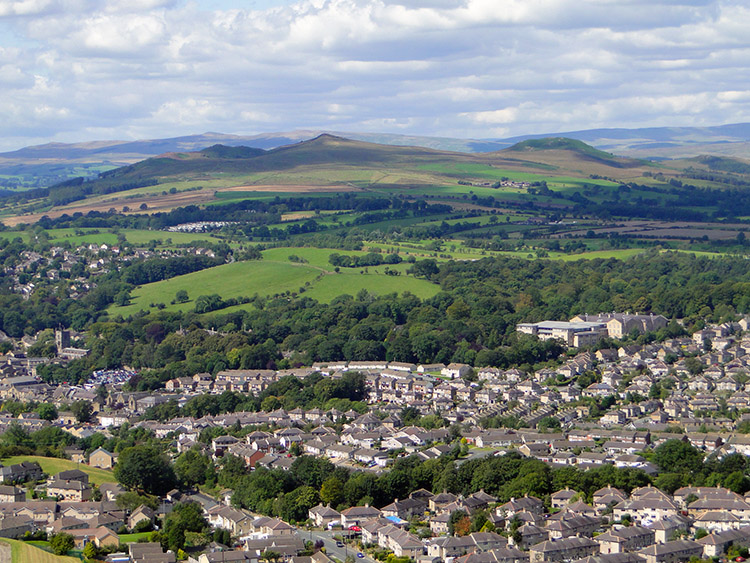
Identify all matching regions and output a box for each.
[5,133,749,227]
[24,134,648,214]
[497,122,750,159]
[64,134,477,194]
[502,137,643,170]
[3,123,750,189]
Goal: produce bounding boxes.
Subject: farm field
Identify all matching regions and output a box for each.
[0,539,80,563]
[110,259,323,317]
[217,269,440,314]
[110,240,660,320]
[0,227,226,248]
[111,247,443,317]
[553,248,647,261]
[261,247,376,268]
[301,270,440,302]
[1,455,116,486]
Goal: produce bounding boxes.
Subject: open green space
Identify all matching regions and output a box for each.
[553,248,648,261]
[1,455,116,486]
[416,162,557,177]
[121,229,224,246]
[0,538,80,563]
[110,259,323,317]
[110,246,444,317]
[119,532,153,543]
[0,227,225,248]
[261,247,374,269]
[301,271,441,302]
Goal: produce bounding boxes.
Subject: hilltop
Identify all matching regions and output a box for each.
[0,134,664,225]
[4,122,750,190]
[2,132,750,231]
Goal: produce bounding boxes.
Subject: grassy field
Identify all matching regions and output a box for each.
[0,539,80,563]
[110,260,323,316]
[0,227,224,248]
[121,229,224,246]
[111,248,443,317]
[553,248,648,261]
[261,246,374,268]
[1,455,116,486]
[301,271,441,302]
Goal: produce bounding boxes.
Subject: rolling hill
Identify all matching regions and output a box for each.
[3,132,750,229]
[4,122,750,190]
[63,133,653,190]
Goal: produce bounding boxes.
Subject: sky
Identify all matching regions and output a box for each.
[1,0,750,152]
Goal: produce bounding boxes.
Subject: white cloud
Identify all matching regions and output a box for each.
[0,0,55,17]
[1,0,749,151]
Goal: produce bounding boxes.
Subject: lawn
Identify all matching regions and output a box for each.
[0,538,80,563]
[119,532,153,543]
[1,455,116,486]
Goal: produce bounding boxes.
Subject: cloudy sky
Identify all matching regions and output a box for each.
[1,0,749,151]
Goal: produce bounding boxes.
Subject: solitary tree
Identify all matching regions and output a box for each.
[50,533,75,555]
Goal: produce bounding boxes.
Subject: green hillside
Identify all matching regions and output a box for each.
[1,455,116,486]
[109,248,442,318]
[0,539,80,563]
[508,137,615,157]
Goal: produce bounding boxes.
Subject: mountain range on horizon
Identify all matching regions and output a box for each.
[2,122,750,190]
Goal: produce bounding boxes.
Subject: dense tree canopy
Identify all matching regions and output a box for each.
[114,444,177,495]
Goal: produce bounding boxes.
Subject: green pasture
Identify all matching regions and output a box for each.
[670,249,728,258]
[0,227,225,248]
[416,162,556,178]
[417,214,520,227]
[1,455,116,486]
[111,247,442,317]
[302,270,441,302]
[109,260,323,317]
[0,538,80,563]
[553,248,648,261]
[415,163,621,190]
[46,229,119,245]
[0,230,31,242]
[261,247,374,269]
[121,229,224,246]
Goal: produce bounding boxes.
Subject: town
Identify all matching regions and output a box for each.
[2,309,750,563]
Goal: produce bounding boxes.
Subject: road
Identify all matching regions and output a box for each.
[299,529,376,563]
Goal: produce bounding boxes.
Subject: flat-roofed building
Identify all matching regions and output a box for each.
[517,321,608,347]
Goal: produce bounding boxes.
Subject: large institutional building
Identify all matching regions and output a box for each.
[517,313,669,347]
